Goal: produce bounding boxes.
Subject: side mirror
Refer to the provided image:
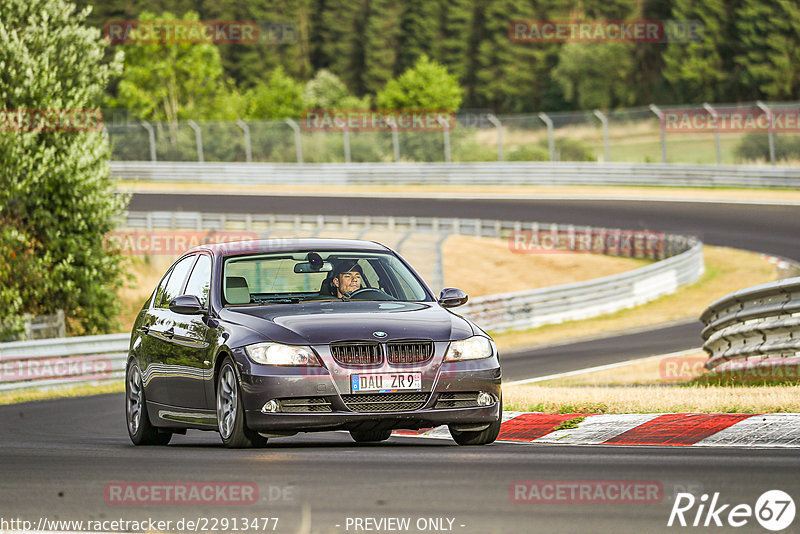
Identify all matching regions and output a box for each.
[169,294,204,315]
[438,287,468,308]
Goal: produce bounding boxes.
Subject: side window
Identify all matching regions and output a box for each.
[153,270,172,309]
[158,255,197,308]
[184,255,212,307]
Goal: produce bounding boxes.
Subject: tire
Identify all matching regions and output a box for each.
[216,358,268,448]
[350,428,393,443]
[448,401,502,446]
[126,361,172,446]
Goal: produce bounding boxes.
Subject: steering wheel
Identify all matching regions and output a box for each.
[345,288,396,301]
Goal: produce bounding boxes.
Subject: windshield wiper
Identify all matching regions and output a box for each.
[257,297,301,304]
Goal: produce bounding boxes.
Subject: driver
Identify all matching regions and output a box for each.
[330,260,364,299]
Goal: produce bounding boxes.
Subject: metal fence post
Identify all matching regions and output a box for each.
[235,119,252,162]
[649,104,667,163]
[187,120,204,162]
[139,120,156,162]
[343,127,351,163]
[433,232,450,291]
[538,113,556,161]
[593,110,610,162]
[757,101,776,165]
[390,122,400,162]
[703,103,721,165]
[285,119,303,164]
[436,116,451,162]
[487,113,503,162]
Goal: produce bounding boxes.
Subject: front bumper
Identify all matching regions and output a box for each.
[236,353,502,432]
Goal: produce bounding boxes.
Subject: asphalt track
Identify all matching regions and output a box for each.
[129,193,800,260]
[2,395,799,534]
[1,194,797,533]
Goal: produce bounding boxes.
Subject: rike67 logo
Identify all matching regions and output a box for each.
[668,490,795,531]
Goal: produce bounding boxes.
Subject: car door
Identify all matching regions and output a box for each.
[140,254,197,407]
[166,253,215,410]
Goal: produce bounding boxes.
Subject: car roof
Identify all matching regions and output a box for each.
[187,237,392,257]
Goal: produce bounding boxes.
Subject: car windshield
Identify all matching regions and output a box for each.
[222,251,430,305]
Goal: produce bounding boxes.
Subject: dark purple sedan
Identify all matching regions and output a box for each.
[125,238,502,448]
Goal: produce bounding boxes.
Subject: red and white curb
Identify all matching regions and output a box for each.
[394,412,800,447]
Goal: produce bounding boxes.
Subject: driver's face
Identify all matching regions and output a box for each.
[336,271,362,295]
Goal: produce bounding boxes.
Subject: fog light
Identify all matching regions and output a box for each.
[476,392,493,406]
[261,399,280,413]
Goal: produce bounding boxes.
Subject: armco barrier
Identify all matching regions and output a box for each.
[110,161,800,189]
[0,213,703,391]
[463,241,703,332]
[701,277,800,374]
[0,334,129,392]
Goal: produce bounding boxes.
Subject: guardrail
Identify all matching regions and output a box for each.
[464,240,703,332]
[111,161,800,189]
[0,212,704,391]
[0,334,129,392]
[701,277,800,375]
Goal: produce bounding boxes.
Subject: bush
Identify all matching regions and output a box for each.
[0,0,126,339]
[735,132,800,162]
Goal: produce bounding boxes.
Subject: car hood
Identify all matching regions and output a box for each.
[218,301,474,346]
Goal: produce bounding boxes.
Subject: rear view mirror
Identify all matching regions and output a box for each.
[294,262,333,273]
[438,287,468,308]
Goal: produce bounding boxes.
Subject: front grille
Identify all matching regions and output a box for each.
[331,342,382,366]
[435,392,480,409]
[279,397,332,413]
[342,393,429,413]
[387,341,434,364]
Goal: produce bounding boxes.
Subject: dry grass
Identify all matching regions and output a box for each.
[491,246,777,350]
[0,381,123,406]
[502,350,800,413]
[443,235,647,297]
[502,384,800,413]
[538,351,709,387]
[117,256,174,332]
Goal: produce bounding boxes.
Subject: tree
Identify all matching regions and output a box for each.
[663,0,752,103]
[376,55,463,111]
[316,0,369,94]
[0,0,126,339]
[552,43,635,110]
[109,10,241,122]
[396,0,440,74]
[303,69,370,109]
[736,0,800,100]
[470,0,548,112]
[244,66,305,118]
[362,0,404,95]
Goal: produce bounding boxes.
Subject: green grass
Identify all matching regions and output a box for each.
[552,416,588,430]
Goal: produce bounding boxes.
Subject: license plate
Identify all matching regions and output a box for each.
[350,372,422,393]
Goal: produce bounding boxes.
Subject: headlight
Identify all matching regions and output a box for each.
[245,342,320,366]
[444,336,493,362]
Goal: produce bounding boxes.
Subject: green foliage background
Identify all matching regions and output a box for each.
[79,0,800,116]
[0,0,126,339]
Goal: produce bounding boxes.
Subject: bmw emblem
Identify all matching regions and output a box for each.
[372,331,387,339]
